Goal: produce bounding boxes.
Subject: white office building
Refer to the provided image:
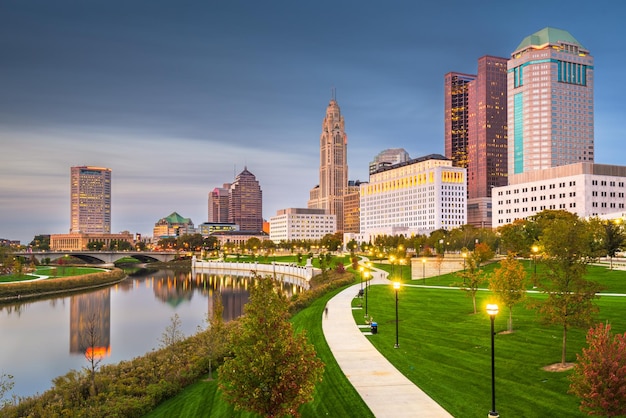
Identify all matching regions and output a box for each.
[492,163,626,227]
[360,154,467,238]
[269,208,336,243]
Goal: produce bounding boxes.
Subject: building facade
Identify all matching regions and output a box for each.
[508,27,594,175]
[360,154,467,238]
[208,184,231,223]
[50,232,134,251]
[229,167,263,233]
[369,148,410,175]
[152,212,195,239]
[198,222,239,236]
[269,208,336,243]
[70,166,111,234]
[343,181,363,234]
[308,95,348,233]
[445,56,508,228]
[492,163,626,227]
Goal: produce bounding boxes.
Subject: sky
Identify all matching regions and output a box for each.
[1,0,625,244]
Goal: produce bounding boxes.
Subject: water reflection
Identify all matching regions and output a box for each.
[0,268,304,399]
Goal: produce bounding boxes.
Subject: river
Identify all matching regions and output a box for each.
[0,267,303,400]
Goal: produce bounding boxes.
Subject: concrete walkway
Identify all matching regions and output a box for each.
[322,272,453,418]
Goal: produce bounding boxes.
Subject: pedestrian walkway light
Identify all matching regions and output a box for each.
[393,281,400,348]
[486,303,499,418]
[422,258,426,283]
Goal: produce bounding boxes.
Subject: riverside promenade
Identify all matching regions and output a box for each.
[322,270,453,418]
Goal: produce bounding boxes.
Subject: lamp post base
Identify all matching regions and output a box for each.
[488,411,499,417]
[394,344,399,349]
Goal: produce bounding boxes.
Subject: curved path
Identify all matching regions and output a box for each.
[322,270,453,418]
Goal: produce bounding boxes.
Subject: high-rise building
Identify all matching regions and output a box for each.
[208,184,231,223]
[70,166,111,234]
[229,167,263,233]
[308,95,348,233]
[369,148,410,175]
[508,27,594,175]
[445,56,508,228]
[444,72,475,169]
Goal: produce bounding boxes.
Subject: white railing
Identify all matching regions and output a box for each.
[191,257,318,289]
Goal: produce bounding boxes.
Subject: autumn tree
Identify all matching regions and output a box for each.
[473,242,494,267]
[602,219,626,270]
[569,322,626,417]
[534,211,603,365]
[159,313,185,348]
[489,254,527,332]
[455,252,484,314]
[202,291,230,380]
[218,275,324,417]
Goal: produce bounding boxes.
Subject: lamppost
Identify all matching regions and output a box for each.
[389,255,396,279]
[399,257,406,280]
[393,281,400,348]
[359,266,364,293]
[422,258,426,284]
[486,304,499,418]
[364,271,369,319]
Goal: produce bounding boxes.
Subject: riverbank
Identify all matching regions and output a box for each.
[0,268,127,303]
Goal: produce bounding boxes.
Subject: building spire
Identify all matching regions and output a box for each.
[331,86,336,101]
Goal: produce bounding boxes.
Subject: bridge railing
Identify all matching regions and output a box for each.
[191,257,318,288]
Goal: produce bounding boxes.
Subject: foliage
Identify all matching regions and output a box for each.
[86,240,105,250]
[489,254,527,332]
[454,252,484,314]
[569,322,626,417]
[497,219,539,257]
[82,313,106,396]
[29,234,50,251]
[534,211,603,364]
[218,276,324,417]
[473,242,494,267]
[602,219,626,269]
[320,233,342,252]
[159,313,185,348]
[0,372,14,408]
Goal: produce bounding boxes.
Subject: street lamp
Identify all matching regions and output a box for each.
[422,258,426,284]
[359,266,364,293]
[399,257,406,280]
[389,255,396,279]
[486,304,499,418]
[364,271,369,318]
[393,281,400,348]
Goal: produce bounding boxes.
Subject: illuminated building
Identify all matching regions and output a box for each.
[70,166,111,234]
[229,167,263,233]
[269,208,336,243]
[508,27,594,175]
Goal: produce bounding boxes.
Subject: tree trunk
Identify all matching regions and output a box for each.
[508,307,513,332]
[562,325,568,365]
[472,295,476,314]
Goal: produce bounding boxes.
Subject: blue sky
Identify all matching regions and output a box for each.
[1,0,624,244]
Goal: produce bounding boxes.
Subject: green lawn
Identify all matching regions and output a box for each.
[0,266,105,282]
[355,262,626,418]
[145,286,374,418]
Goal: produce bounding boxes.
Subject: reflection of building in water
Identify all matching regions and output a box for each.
[152,270,194,307]
[69,288,111,357]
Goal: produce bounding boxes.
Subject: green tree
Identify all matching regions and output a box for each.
[218,276,324,417]
[535,212,603,365]
[569,322,626,417]
[602,219,626,270]
[86,241,105,251]
[489,254,527,332]
[29,234,50,251]
[497,218,539,256]
[454,253,484,314]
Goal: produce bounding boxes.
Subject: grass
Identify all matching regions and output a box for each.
[354,261,626,417]
[0,266,105,282]
[145,285,374,418]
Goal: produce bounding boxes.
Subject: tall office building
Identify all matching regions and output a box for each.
[308,95,348,232]
[70,166,111,234]
[208,184,231,223]
[444,72,475,168]
[369,148,410,175]
[229,167,263,233]
[445,56,508,227]
[508,27,594,175]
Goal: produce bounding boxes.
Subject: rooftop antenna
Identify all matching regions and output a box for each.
[331,86,336,101]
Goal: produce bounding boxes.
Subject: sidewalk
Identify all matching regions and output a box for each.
[322,272,452,418]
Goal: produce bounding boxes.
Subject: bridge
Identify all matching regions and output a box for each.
[12,250,182,265]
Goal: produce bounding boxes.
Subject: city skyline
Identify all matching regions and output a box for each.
[2,1,625,243]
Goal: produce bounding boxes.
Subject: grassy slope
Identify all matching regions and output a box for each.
[145,287,373,418]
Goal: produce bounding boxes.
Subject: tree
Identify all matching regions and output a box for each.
[534,212,603,365]
[497,219,539,256]
[455,252,484,314]
[218,276,324,417]
[569,322,626,417]
[602,219,626,270]
[0,372,14,408]
[86,241,105,251]
[82,313,106,396]
[29,234,50,251]
[203,291,229,380]
[159,313,185,348]
[473,242,494,267]
[489,254,527,332]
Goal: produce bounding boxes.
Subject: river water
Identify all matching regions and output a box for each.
[0,267,303,400]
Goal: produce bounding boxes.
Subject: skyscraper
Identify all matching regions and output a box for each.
[229,167,263,233]
[70,166,111,234]
[308,95,348,232]
[508,27,594,175]
[208,184,231,223]
[445,56,508,227]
